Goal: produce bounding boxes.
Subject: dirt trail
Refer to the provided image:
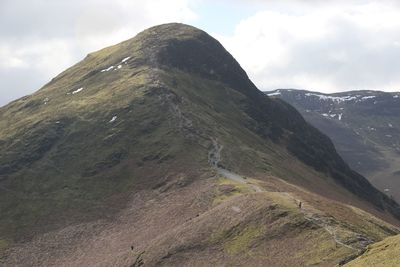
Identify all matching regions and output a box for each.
[302,212,362,252]
[208,138,263,192]
[208,137,365,253]
[216,168,263,192]
[208,138,223,168]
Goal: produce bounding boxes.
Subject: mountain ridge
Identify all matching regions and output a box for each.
[266,88,400,201]
[1,23,400,266]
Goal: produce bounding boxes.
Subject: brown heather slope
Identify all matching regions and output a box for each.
[2,173,399,266]
[1,23,400,266]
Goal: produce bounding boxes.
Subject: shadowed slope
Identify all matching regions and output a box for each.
[266,89,400,201]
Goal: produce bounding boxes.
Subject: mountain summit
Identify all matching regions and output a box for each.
[124,23,257,93]
[1,24,400,266]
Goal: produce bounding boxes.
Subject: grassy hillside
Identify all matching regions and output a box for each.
[1,23,399,265]
[345,234,400,266]
[2,173,399,266]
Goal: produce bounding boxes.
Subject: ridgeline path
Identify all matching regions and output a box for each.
[208,137,364,253]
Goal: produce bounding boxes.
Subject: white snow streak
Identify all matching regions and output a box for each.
[72,87,83,94]
[109,116,117,123]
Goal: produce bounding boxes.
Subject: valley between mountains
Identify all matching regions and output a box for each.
[267,89,400,202]
[1,23,400,266]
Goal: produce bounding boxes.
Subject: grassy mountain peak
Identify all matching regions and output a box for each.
[1,24,400,266]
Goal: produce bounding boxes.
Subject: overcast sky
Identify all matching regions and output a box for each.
[1,0,400,106]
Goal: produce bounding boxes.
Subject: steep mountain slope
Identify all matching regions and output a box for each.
[266,89,400,201]
[1,24,400,266]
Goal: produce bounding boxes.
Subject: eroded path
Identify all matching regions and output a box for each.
[216,168,263,193]
[208,137,364,253]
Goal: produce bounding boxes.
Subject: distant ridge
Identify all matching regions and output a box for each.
[266,88,400,201]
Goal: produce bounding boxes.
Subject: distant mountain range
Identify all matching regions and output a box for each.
[1,24,400,266]
[266,89,400,201]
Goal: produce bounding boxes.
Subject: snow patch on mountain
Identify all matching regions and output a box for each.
[101,66,115,72]
[361,96,376,100]
[304,93,358,103]
[267,91,281,96]
[303,92,380,103]
[109,116,117,123]
[72,88,84,94]
[121,56,131,63]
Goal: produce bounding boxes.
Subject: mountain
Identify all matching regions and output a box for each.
[266,89,400,201]
[1,23,400,266]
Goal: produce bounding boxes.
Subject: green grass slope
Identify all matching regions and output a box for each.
[345,234,400,267]
[140,176,399,267]
[1,23,400,265]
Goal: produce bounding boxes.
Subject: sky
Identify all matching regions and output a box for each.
[1,0,400,106]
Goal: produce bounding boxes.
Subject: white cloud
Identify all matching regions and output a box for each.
[74,0,198,52]
[217,1,400,92]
